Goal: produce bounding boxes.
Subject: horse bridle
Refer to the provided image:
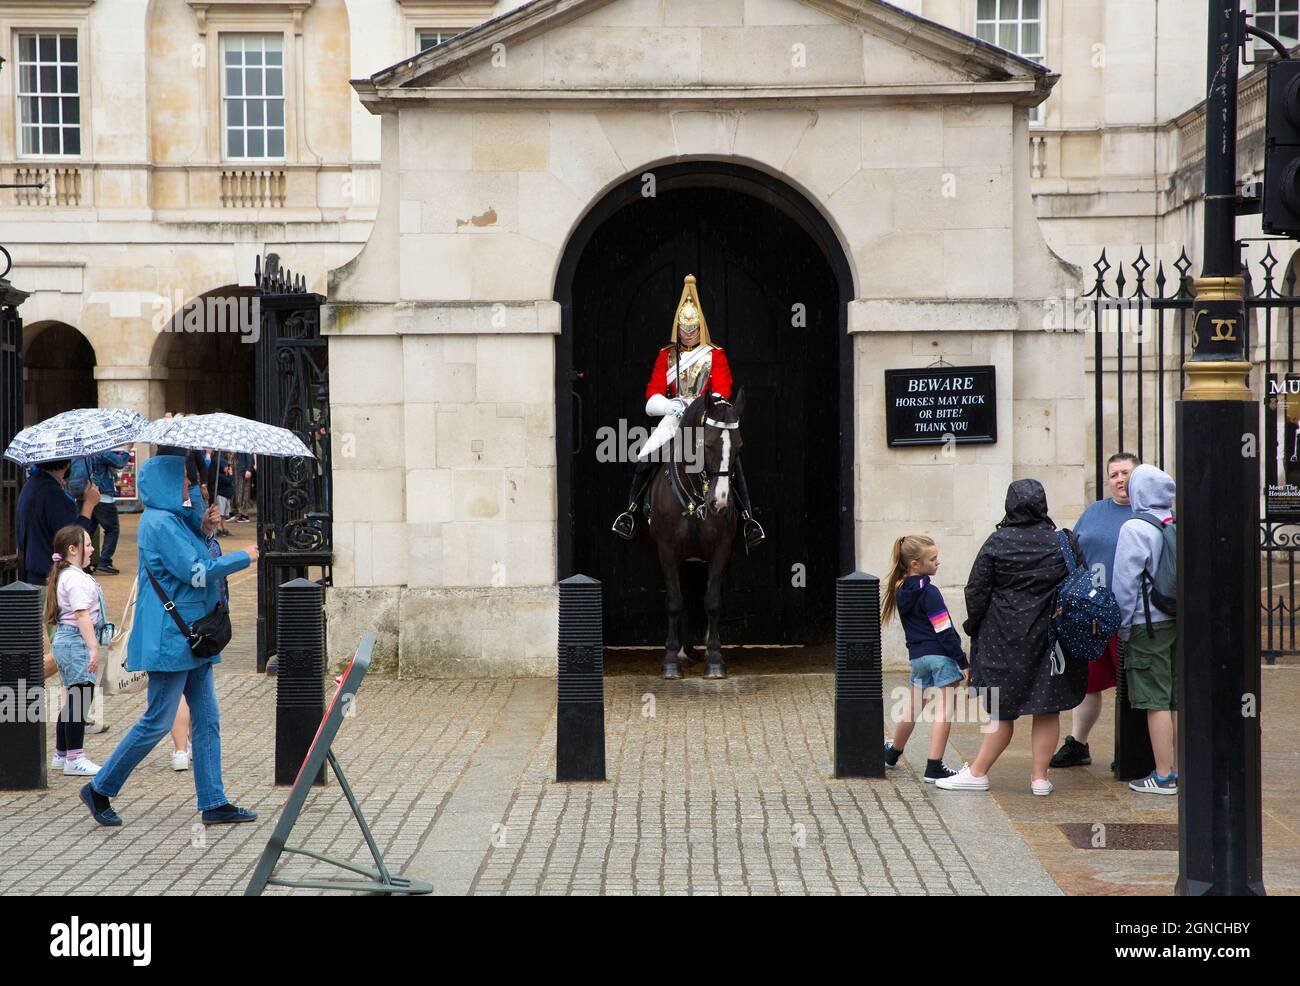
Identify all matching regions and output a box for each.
[702,402,738,479]
[667,399,737,514]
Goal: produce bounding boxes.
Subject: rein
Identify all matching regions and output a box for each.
[667,399,737,516]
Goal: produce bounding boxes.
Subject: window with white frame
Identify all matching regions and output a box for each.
[15,32,80,156]
[221,34,285,160]
[419,29,467,51]
[975,0,1045,124]
[1255,1,1300,52]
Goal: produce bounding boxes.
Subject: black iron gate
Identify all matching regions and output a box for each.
[0,254,28,588]
[1085,244,1299,662]
[253,255,331,672]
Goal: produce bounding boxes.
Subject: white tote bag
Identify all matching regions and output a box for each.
[104,577,147,696]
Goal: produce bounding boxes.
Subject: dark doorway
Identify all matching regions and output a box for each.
[555,163,853,650]
[23,322,97,424]
[150,288,257,418]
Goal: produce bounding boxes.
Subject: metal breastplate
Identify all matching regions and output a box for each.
[675,348,713,400]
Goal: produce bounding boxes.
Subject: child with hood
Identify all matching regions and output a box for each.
[1111,463,1178,795]
[80,455,260,827]
[881,534,967,782]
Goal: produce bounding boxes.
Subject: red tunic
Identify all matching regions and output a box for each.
[644,345,732,401]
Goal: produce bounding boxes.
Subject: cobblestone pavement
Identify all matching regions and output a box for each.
[478,677,985,895]
[0,669,1028,896]
[0,674,514,895]
[9,516,1295,895]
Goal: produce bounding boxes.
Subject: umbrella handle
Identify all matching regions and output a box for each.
[206,456,220,505]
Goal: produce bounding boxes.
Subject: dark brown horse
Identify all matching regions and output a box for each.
[640,391,745,679]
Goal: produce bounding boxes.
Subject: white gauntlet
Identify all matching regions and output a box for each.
[644,392,676,416]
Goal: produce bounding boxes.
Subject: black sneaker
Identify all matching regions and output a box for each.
[96,563,120,576]
[1050,735,1091,768]
[924,760,961,784]
[201,804,259,824]
[883,741,904,768]
[80,783,122,827]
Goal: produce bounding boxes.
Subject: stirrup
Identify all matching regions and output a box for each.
[612,510,636,540]
[742,513,765,548]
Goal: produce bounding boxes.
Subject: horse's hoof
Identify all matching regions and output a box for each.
[663,661,683,680]
[704,660,726,680]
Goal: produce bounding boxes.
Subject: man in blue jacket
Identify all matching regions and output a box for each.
[15,460,98,587]
[81,454,260,827]
[68,447,131,575]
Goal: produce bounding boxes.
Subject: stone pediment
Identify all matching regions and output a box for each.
[357,0,1056,108]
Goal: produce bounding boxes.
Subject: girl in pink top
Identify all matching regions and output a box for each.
[46,524,109,777]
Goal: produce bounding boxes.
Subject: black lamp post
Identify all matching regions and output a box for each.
[1174,0,1265,895]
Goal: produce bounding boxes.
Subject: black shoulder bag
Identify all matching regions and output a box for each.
[146,571,232,659]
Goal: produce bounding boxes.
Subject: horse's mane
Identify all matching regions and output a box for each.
[681,394,711,429]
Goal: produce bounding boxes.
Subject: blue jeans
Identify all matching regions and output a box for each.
[92,663,227,811]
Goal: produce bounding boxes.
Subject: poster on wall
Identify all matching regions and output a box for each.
[114,447,139,503]
[1266,374,1300,518]
[884,365,998,447]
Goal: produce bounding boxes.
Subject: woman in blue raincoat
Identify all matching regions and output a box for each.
[80,455,260,827]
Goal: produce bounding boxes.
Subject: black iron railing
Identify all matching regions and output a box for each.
[1085,243,1300,661]
[253,254,332,672]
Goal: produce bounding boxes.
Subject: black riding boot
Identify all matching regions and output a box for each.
[612,458,657,540]
[730,457,765,548]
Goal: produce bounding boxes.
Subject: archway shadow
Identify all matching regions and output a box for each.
[554,162,855,660]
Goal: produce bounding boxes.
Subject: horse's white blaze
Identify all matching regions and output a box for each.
[715,428,731,508]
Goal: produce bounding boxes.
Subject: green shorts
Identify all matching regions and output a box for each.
[1125,619,1177,712]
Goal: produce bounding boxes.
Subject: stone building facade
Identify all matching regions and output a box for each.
[2,0,501,425]
[324,0,1085,671]
[4,0,1292,673]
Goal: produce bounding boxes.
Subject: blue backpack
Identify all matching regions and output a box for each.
[1050,529,1121,662]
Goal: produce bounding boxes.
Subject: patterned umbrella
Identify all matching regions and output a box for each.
[2,407,149,465]
[137,412,315,458]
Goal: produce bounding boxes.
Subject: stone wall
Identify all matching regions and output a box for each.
[326,0,1082,674]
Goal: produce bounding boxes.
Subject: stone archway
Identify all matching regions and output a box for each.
[23,321,96,425]
[554,161,855,650]
[148,286,257,417]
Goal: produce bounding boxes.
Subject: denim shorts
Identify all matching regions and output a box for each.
[52,625,95,687]
[908,653,964,690]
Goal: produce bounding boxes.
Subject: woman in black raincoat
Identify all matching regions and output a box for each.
[935,479,1087,796]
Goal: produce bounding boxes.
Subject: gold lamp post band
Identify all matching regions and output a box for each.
[1183,275,1253,401]
[1191,275,1245,301]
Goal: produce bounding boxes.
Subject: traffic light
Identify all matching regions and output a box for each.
[1264,59,1300,236]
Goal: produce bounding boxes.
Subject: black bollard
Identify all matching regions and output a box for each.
[556,574,604,782]
[0,582,47,789]
[1112,641,1155,781]
[835,572,884,778]
[1177,398,1264,895]
[275,578,326,786]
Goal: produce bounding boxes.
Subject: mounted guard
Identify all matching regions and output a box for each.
[611,274,764,548]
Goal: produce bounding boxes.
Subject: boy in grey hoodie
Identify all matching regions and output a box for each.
[1111,464,1178,794]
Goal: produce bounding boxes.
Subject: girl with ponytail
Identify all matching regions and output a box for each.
[46,524,109,777]
[881,533,968,783]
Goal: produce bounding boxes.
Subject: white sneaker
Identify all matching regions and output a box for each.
[63,755,101,777]
[171,748,191,772]
[51,752,67,771]
[934,765,990,791]
[1031,778,1054,796]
